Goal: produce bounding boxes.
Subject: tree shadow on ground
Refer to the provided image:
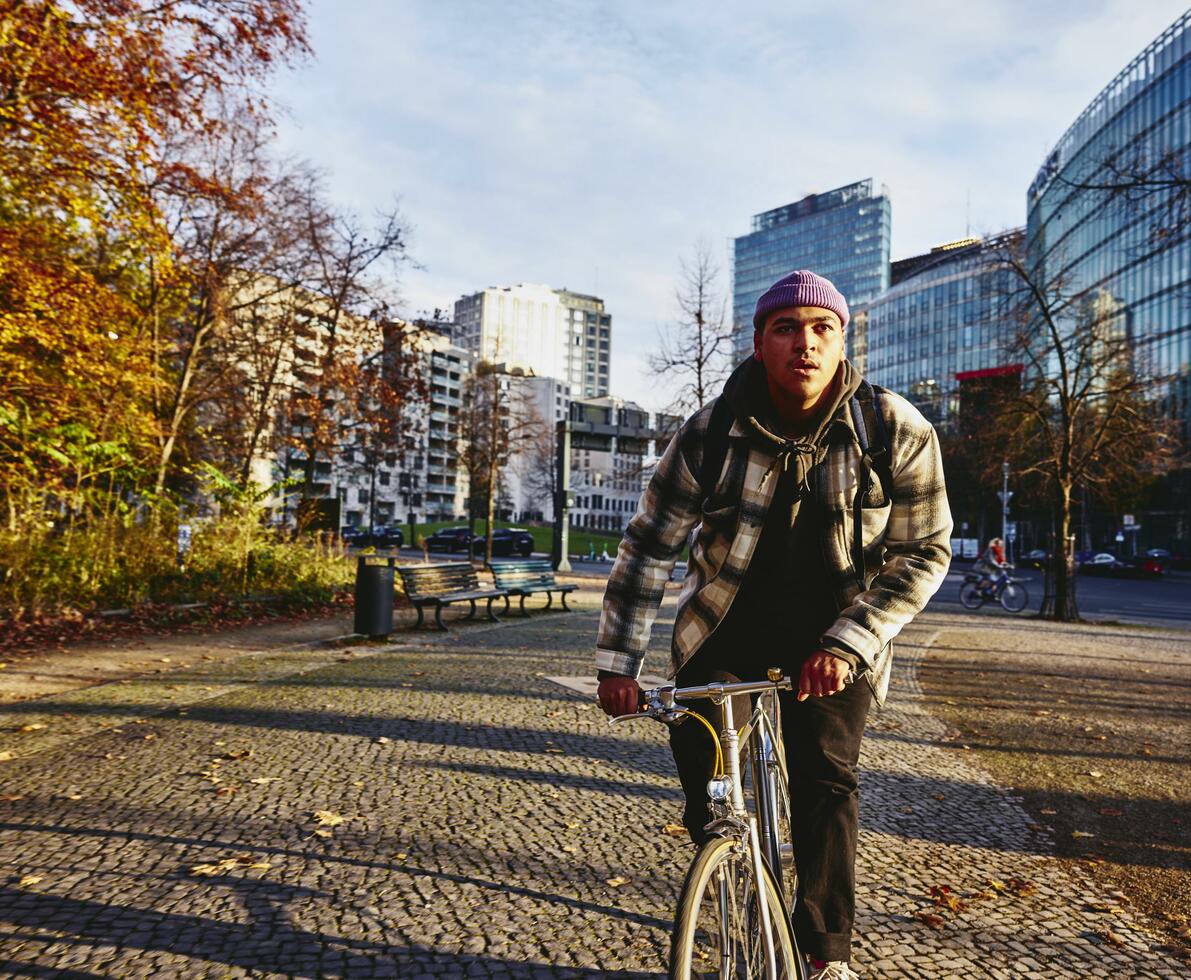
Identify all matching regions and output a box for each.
[0,884,663,978]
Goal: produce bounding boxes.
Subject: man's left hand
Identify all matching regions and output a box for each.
[798,651,851,701]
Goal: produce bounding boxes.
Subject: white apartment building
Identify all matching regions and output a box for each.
[453,284,612,398]
[242,313,473,530]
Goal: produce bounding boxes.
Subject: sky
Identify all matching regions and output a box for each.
[270,0,1191,411]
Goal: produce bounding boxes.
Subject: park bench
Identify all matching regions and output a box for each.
[395,561,507,631]
[487,558,577,616]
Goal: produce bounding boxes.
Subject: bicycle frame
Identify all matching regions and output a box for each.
[611,672,795,980]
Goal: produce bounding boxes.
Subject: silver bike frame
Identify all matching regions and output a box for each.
[612,674,795,980]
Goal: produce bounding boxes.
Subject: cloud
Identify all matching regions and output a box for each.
[270,0,1190,408]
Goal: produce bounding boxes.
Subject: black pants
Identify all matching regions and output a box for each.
[668,654,872,964]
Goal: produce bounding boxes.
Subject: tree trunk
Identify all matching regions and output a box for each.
[1040,481,1081,621]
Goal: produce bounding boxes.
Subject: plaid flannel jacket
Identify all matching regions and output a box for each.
[595,380,952,705]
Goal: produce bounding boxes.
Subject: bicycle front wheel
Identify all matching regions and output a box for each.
[959,582,984,609]
[1000,582,1028,612]
[670,835,804,980]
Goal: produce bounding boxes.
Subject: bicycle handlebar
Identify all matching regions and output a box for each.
[608,672,794,726]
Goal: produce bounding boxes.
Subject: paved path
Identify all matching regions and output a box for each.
[0,600,1186,978]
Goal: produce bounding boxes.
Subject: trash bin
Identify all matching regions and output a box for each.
[354,555,395,638]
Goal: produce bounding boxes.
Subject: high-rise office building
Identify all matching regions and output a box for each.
[864,232,1022,423]
[731,180,892,362]
[453,284,612,398]
[1027,7,1191,546]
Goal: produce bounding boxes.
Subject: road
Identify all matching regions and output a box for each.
[929,568,1191,628]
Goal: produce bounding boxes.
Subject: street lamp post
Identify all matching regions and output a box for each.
[997,460,1013,561]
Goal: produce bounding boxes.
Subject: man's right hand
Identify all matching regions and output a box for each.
[597,675,642,717]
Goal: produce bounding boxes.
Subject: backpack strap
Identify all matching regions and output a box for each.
[697,396,734,497]
[847,380,893,580]
[849,380,892,500]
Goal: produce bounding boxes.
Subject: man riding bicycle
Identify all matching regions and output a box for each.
[595,270,952,980]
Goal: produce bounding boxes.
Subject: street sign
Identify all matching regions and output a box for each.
[1123,513,1136,527]
[1005,521,1017,541]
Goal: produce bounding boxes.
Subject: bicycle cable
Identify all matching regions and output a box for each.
[668,707,724,777]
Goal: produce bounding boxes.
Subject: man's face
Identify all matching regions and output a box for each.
[753,305,846,409]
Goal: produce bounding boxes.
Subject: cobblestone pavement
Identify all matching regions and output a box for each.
[0,596,1187,978]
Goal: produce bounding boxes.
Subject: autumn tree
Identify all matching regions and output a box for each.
[0,1,308,525]
[457,365,544,563]
[281,206,412,517]
[648,239,734,414]
[988,239,1180,620]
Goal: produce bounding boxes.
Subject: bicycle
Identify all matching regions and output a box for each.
[959,566,1029,612]
[610,668,807,980]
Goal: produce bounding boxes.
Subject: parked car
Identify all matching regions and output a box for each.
[425,526,473,553]
[1079,552,1163,578]
[473,527,535,558]
[343,525,404,549]
[1021,548,1051,570]
[371,525,405,549]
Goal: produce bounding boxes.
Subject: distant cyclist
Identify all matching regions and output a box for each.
[973,537,1009,597]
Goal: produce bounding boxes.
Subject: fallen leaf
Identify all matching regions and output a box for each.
[1040,808,1058,815]
[0,795,25,802]
[248,777,278,785]
[916,911,947,929]
[566,820,581,829]
[312,810,345,827]
[1086,770,1104,778]
[561,845,576,854]
[395,851,408,860]
[605,876,631,888]
[662,823,687,838]
[18,723,46,733]
[0,751,15,762]
[899,806,914,814]
[17,875,43,887]
[373,737,392,745]
[222,749,253,760]
[1072,830,1096,839]
[932,793,946,801]
[312,829,333,839]
[1098,807,1124,817]
[929,884,965,913]
[189,854,270,877]
[1099,928,1126,947]
[1006,878,1037,897]
[988,880,1007,892]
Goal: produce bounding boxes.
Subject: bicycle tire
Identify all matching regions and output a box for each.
[1000,582,1028,612]
[670,835,804,980]
[959,582,984,609]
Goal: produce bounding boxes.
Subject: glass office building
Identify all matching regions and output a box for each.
[865,233,1021,423]
[1027,9,1191,434]
[731,180,891,363]
[1027,8,1191,547]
